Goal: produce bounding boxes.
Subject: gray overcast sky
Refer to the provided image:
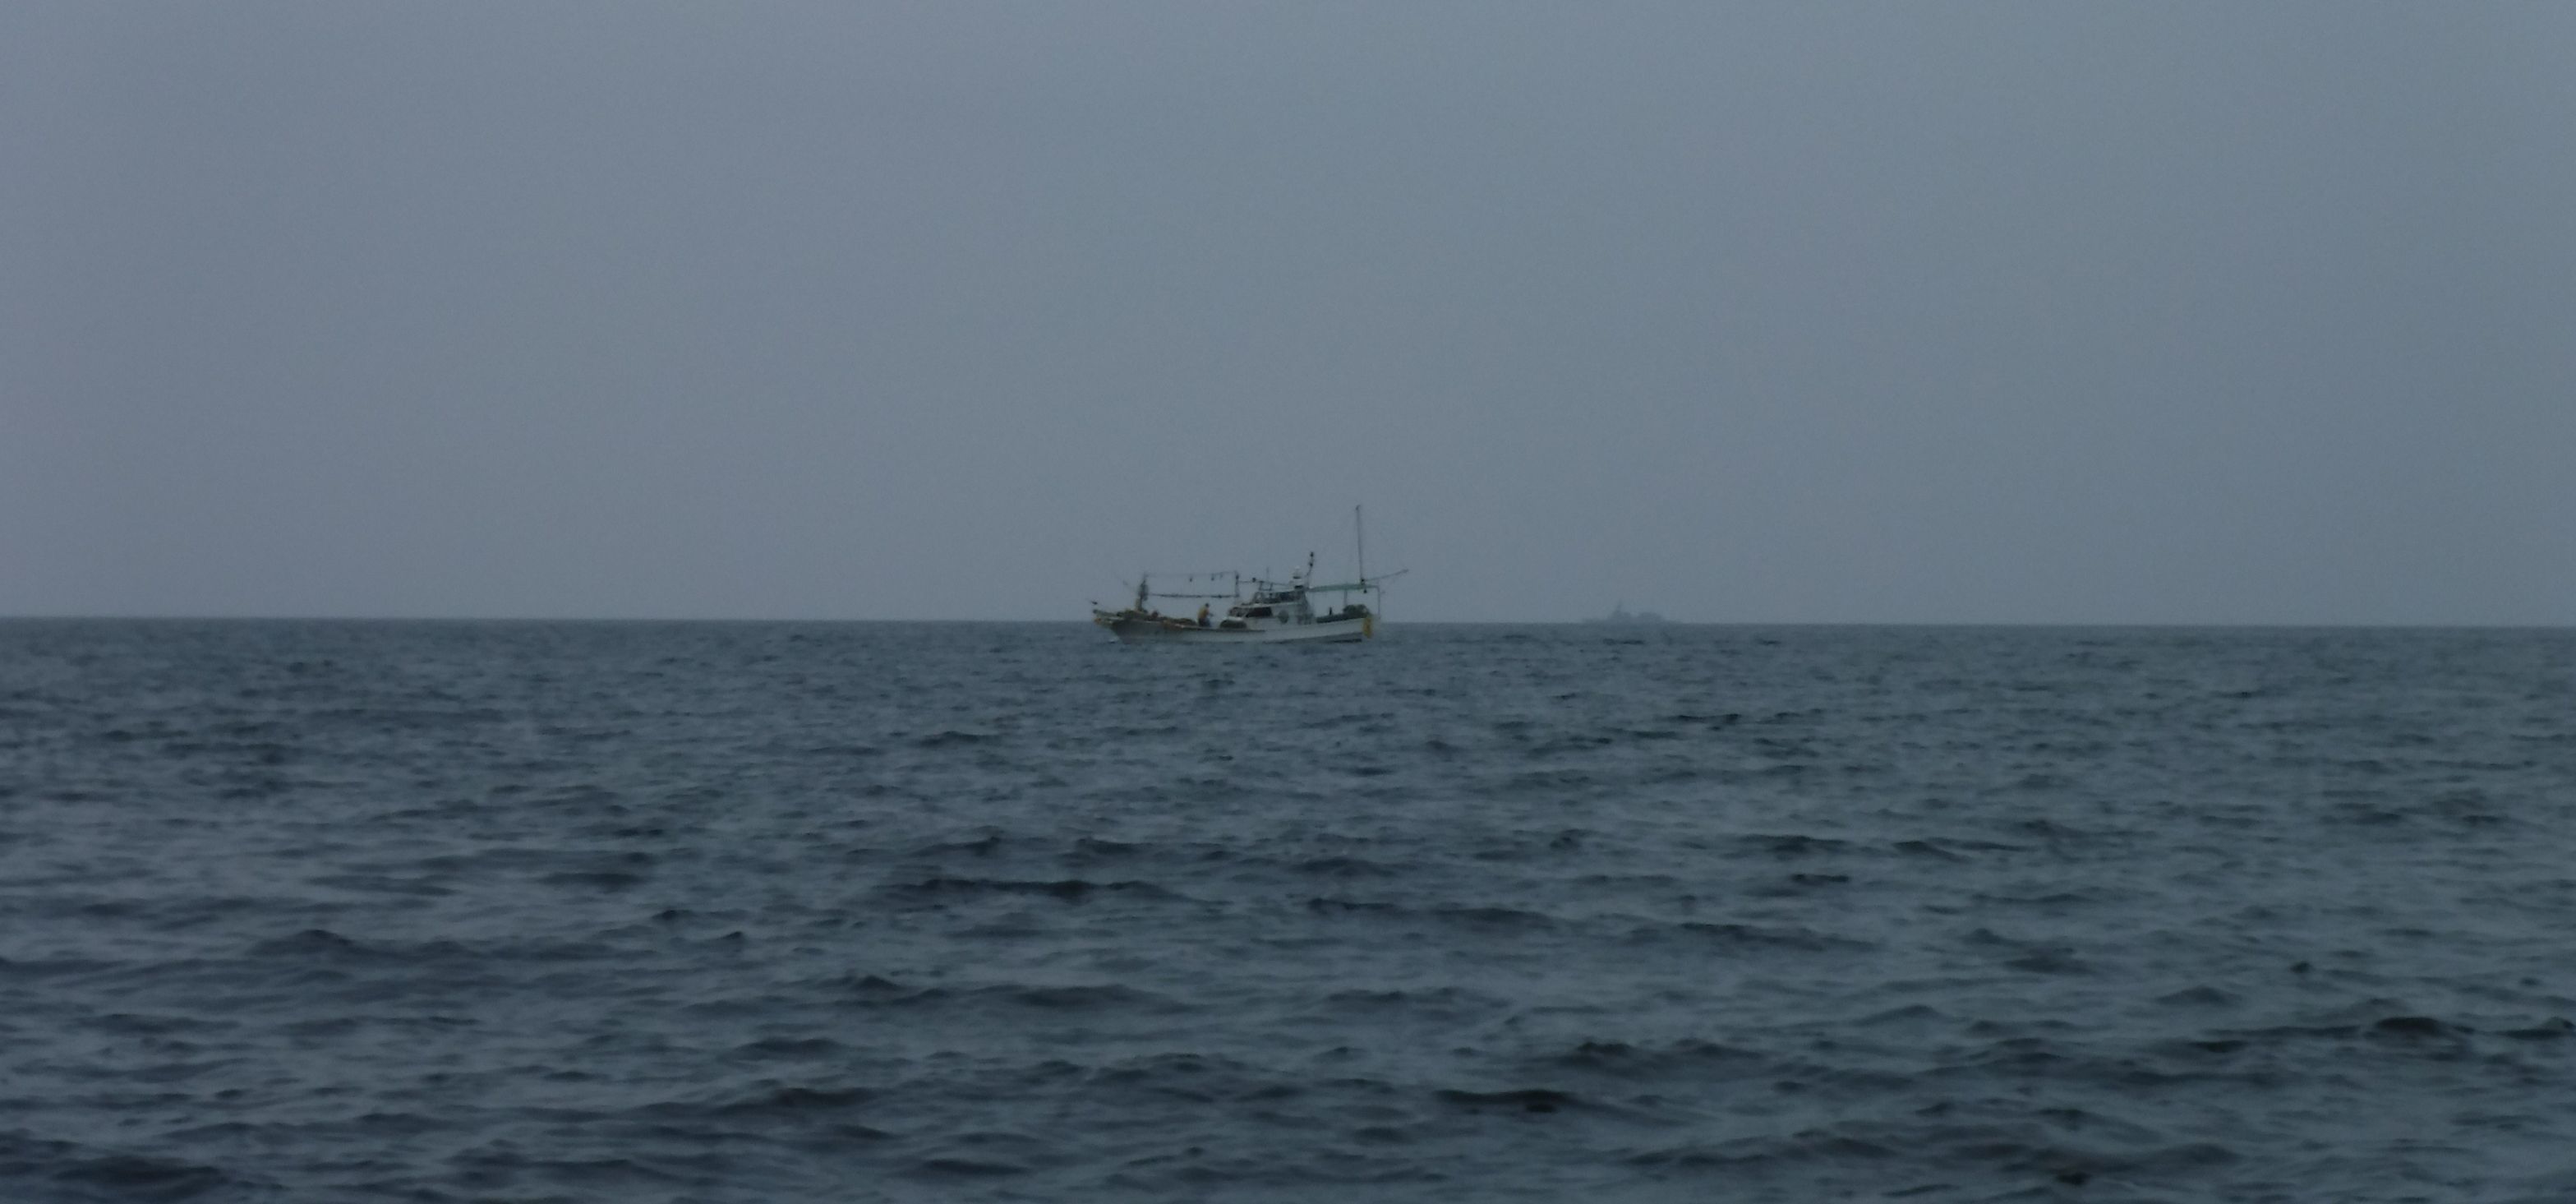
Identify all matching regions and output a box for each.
[5,2,2571,623]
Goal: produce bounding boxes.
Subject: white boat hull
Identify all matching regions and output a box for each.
[1093,611,1371,644]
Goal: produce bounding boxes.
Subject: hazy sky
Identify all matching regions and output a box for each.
[7,2,2571,622]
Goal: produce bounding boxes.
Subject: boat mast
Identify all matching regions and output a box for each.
[1355,505,1366,586]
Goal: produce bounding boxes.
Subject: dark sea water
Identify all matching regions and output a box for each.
[4,620,2574,1202]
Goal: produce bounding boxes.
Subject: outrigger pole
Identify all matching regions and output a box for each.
[1135,570,1241,601]
[1306,506,1407,607]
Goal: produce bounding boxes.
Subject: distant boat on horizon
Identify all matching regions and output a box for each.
[1585,602,1668,625]
[1088,507,1403,644]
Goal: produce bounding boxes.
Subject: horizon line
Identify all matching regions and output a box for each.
[3,614,2569,631]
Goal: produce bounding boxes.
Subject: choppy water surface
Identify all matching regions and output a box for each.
[4,620,2574,1202]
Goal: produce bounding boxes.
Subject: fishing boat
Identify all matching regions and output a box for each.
[1090,509,1400,644]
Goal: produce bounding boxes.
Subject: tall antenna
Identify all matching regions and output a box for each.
[1355,504,1366,584]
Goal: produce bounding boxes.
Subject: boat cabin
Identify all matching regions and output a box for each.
[1220,577,1316,628]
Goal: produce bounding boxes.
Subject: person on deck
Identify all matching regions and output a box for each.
[1197,604,1211,627]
